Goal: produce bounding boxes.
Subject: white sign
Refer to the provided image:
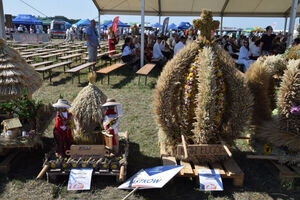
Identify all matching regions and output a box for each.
[118,165,184,189]
[198,169,223,191]
[67,168,93,191]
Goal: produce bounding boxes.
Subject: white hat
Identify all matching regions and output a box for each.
[52,99,71,108]
[102,99,120,107]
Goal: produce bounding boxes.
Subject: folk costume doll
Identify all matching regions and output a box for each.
[102,99,123,153]
[52,99,74,157]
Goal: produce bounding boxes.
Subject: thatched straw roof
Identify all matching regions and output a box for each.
[70,73,107,136]
[0,39,42,102]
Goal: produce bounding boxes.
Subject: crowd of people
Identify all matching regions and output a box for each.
[117,25,299,72]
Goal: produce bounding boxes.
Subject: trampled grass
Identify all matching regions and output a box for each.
[0,56,299,199]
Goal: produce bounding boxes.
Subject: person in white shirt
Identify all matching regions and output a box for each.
[121,37,139,70]
[238,40,255,71]
[174,36,186,55]
[249,39,260,58]
[17,25,23,33]
[153,37,165,60]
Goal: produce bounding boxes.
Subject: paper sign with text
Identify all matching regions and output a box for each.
[67,168,93,191]
[198,169,223,191]
[118,165,184,189]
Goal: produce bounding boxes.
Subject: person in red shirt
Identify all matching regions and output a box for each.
[52,99,73,157]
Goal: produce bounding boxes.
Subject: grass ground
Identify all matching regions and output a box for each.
[0,42,299,199]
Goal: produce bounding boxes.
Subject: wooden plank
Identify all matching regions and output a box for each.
[65,145,106,159]
[179,160,194,176]
[193,163,210,176]
[0,151,19,173]
[271,161,297,177]
[247,155,290,161]
[96,63,125,74]
[210,162,226,175]
[31,60,54,68]
[36,61,73,72]
[162,156,177,166]
[223,158,243,176]
[136,64,156,75]
[66,62,95,73]
[223,158,244,187]
[290,166,300,175]
[177,144,227,157]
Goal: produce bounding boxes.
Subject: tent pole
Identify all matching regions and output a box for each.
[287,0,298,46]
[220,16,223,36]
[284,17,288,34]
[98,10,101,41]
[158,15,161,31]
[140,0,145,68]
[0,0,5,40]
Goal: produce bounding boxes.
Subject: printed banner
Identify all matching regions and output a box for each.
[118,165,184,189]
[198,169,223,191]
[112,16,119,36]
[161,17,169,35]
[67,168,93,191]
[12,33,49,43]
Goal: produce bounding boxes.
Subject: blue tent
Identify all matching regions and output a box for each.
[177,22,192,30]
[13,14,43,26]
[74,19,91,28]
[152,22,162,28]
[102,20,130,28]
[65,22,72,29]
[168,23,177,30]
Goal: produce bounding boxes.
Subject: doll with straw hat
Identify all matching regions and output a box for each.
[52,99,74,157]
[102,99,123,154]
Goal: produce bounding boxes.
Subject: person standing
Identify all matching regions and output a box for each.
[259,26,276,56]
[108,26,117,56]
[85,20,99,70]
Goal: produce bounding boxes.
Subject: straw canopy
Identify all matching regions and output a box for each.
[70,73,107,136]
[0,39,42,102]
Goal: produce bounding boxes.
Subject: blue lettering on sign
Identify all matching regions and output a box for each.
[144,165,183,176]
[132,178,162,184]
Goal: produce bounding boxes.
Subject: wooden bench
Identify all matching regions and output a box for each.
[59,53,82,62]
[96,63,126,84]
[26,59,34,64]
[22,52,48,60]
[66,62,96,84]
[110,53,122,63]
[35,61,73,83]
[40,53,64,61]
[136,64,156,85]
[31,60,54,68]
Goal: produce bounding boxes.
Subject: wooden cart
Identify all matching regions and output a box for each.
[42,131,129,183]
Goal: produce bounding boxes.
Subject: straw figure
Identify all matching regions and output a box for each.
[285,44,300,60]
[245,55,287,125]
[0,39,42,102]
[246,57,300,164]
[154,9,253,163]
[193,9,219,41]
[70,72,107,141]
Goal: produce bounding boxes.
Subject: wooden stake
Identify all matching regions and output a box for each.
[181,134,188,159]
[122,187,139,200]
[36,165,49,179]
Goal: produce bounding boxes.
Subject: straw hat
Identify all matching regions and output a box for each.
[52,99,71,108]
[102,99,120,107]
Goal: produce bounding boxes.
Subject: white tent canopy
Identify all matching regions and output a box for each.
[93,0,300,17]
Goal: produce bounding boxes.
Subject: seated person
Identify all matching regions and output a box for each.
[174,36,186,55]
[121,37,138,69]
[250,39,260,59]
[237,40,255,72]
[153,37,165,61]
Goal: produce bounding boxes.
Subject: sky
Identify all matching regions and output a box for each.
[3,0,297,30]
